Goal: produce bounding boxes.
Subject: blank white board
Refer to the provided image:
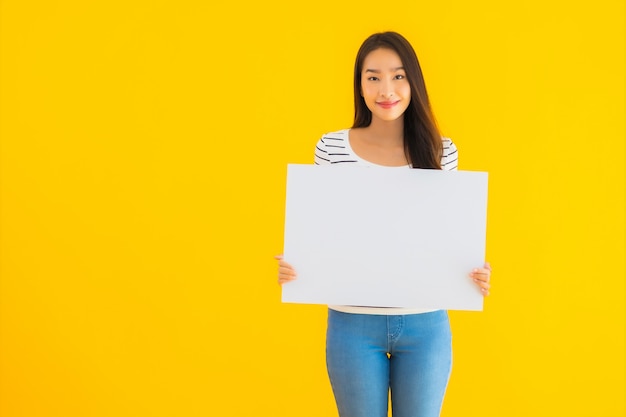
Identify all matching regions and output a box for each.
[282,164,488,311]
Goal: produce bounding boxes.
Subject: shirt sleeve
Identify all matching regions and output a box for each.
[442,138,458,171]
[314,136,331,165]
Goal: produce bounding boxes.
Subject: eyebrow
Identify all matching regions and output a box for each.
[364,67,405,73]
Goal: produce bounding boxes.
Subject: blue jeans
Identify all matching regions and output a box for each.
[326,309,452,417]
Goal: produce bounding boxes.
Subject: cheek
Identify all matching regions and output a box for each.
[361,83,373,98]
[401,83,411,97]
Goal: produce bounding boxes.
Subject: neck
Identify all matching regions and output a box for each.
[365,117,404,146]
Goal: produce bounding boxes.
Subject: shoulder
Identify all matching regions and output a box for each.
[441,137,458,171]
[316,129,350,147]
[314,129,351,165]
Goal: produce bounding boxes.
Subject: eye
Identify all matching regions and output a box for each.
[394,74,406,80]
[367,76,379,81]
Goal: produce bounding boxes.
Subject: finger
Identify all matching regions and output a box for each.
[472,279,489,289]
[484,261,491,271]
[474,279,490,295]
[278,275,297,285]
[278,266,297,276]
[469,269,490,282]
[275,257,292,268]
[477,280,490,290]
[278,260,296,272]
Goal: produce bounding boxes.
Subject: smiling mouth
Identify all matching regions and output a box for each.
[377,101,400,109]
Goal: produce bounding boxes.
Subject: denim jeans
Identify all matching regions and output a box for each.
[326,309,452,417]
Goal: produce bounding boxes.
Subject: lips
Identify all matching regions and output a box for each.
[377,100,400,109]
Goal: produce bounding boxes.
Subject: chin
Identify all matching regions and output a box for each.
[376,114,404,122]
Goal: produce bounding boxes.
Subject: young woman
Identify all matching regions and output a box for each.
[275,31,491,417]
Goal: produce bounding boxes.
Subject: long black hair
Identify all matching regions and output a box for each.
[352,32,443,169]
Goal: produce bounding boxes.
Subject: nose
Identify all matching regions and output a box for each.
[379,79,394,98]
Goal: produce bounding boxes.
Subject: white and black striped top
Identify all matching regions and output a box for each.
[313,128,459,316]
[314,128,458,170]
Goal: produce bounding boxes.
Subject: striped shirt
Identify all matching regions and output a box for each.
[315,128,458,169]
[313,128,459,315]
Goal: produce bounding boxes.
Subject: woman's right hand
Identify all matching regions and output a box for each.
[274,254,297,285]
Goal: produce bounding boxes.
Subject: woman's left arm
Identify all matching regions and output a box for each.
[469,262,492,296]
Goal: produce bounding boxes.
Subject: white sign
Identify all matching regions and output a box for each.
[281,164,488,311]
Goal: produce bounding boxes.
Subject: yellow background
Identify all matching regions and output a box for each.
[1,1,623,416]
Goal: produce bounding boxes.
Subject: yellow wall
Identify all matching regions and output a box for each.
[0,1,623,416]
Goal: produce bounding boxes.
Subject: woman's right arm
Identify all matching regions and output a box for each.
[274,255,297,285]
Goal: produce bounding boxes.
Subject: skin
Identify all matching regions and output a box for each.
[350,47,410,167]
[276,47,492,296]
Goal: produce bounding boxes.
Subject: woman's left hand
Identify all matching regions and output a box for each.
[469,262,492,296]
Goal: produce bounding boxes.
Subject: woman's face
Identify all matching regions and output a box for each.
[360,48,411,123]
